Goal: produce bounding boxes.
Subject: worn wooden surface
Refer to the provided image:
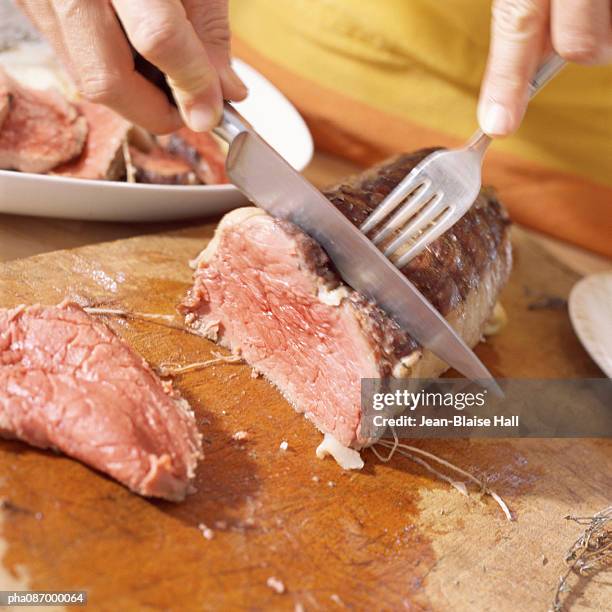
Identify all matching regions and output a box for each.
[0,221,610,612]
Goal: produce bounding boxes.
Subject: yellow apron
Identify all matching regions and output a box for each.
[230,0,612,257]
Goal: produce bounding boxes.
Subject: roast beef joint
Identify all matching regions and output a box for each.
[180,151,512,467]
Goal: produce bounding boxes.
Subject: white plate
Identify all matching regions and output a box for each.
[569,271,612,378]
[0,58,313,221]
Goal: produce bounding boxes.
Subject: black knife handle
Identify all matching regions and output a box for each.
[132,50,177,106]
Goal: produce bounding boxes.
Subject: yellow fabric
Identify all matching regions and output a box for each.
[230,0,612,188]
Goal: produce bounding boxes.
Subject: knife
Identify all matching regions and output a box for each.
[213,104,501,394]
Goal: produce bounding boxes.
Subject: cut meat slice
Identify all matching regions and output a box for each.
[158,127,227,184]
[52,102,131,180]
[179,151,512,449]
[128,145,199,185]
[0,68,87,173]
[0,301,202,501]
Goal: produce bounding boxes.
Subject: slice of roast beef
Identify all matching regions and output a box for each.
[128,145,199,185]
[52,102,131,180]
[158,127,227,184]
[0,301,202,501]
[0,68,87,173]
[179,151,512,450]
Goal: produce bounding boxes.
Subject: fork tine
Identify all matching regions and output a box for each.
[383,192,444,257]
[360,170,425,234]
[371,180,433,245]
[392,207,461,268]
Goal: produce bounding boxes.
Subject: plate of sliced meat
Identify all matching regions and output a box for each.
[0,52,313,221]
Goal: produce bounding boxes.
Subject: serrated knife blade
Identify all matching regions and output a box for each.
[214,105,501,394]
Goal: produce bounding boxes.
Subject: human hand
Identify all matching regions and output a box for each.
[478,0,612,136]
[16,0,247,133]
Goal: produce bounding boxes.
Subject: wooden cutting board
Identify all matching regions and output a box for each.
[0,222,610,612]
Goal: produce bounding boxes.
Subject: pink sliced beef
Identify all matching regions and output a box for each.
[52,102,131,180]
[0,68,87,173]
[179,152,512,449]
[158,127,227,184]
[0,302,202,501]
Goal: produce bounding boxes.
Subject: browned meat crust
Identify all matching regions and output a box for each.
[326,150,510,314]
[322,149,512,360]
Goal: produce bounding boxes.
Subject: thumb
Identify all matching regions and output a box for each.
[184,0,247,101]
[478,0,549,137]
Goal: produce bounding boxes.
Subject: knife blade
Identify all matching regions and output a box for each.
[214,105,501,394]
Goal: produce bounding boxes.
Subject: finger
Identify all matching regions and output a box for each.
[478,0,550,136]
[183,0,247,101]
[551,0,612,64]
[50,0,182,134]
[112,0,223,132]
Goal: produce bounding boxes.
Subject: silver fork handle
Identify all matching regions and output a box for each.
[467,52,567,155]
[527,52,566,99]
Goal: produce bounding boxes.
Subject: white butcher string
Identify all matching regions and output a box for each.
[158,352,243,375]
[84,307,244,374]
[372,427,514,521]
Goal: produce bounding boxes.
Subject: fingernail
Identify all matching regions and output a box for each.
[230,69,248,98]
[221,67,248,100]
[186,104,217,132]
[479,102,514,136]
